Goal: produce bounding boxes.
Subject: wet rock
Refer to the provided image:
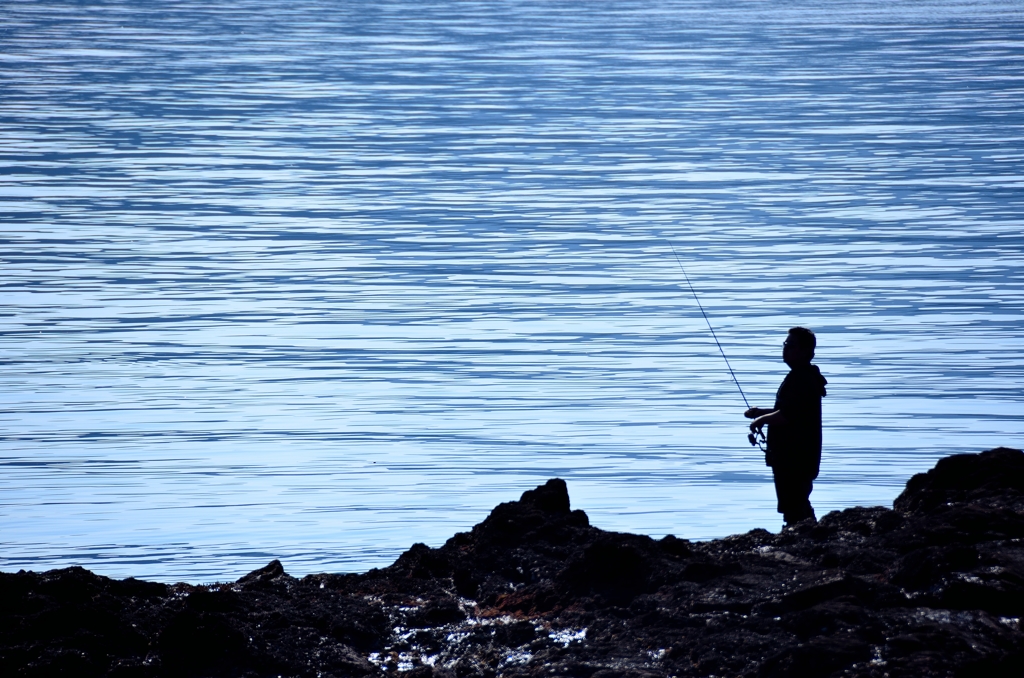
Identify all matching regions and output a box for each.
[407,597,467,627]
[3,448,1024,677]
[236,558,288,586]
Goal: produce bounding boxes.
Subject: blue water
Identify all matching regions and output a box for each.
[2,0,1023,583]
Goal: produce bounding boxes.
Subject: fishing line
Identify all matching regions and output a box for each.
[668,243,766,449]
[668,243,751,410]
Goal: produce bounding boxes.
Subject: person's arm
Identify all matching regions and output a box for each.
[744,407,773,419]
[749,408,787,432]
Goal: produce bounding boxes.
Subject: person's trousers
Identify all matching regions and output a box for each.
[773,470,815,525]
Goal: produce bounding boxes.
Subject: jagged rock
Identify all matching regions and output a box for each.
[895,447,1024,514]
[2,447,1023,677]
[236,558,290,589]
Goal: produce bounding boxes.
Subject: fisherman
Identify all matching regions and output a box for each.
[745,327,827,527]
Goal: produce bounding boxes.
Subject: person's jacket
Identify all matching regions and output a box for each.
[766,363,827,479]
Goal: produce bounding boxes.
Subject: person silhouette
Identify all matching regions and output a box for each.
[745,327,827,527]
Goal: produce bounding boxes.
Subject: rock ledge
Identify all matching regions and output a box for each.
[3,448,1023,677]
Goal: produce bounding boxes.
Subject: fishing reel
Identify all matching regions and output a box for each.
[748,427,767,452]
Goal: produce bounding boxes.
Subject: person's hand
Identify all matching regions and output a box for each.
[750,420,763,433]
[744,407,761,419]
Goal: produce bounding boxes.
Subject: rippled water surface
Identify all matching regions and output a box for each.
[3,0,1024,582]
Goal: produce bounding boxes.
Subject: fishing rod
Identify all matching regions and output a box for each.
[668,243,766,450]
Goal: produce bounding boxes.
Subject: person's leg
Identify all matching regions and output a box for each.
[774,471,815,525]
[786,477,815,523]
[799,478,816,522]
[773,470,795,522]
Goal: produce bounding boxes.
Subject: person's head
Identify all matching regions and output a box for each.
[783,327,815,367]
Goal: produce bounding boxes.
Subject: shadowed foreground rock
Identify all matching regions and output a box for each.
[3,448,1024,677]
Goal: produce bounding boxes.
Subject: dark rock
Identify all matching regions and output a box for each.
[758,633,872,677]
[680,559,736,583]
[3,447,1024,677]
[560,536,652,600]
[890,544,979,589]
[895,447,1024,514]
[407,597,467,627]
[236,558,290,589]
[657,534,692,557]
[157,609,249,676]
[772,575,886,613]
[492,620,537,646]
[519,478,572,514]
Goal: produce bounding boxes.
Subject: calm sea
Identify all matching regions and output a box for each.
[2,0,1023,583]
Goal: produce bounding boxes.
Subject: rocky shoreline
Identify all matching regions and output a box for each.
[4,447,1024,677]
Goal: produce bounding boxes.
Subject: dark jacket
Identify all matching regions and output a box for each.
[767,363,827,479]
